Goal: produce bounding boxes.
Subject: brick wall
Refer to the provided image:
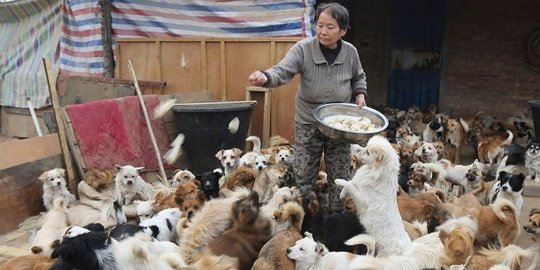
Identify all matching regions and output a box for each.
[345,0,540,120]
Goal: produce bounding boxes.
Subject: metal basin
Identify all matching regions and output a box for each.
[313,103,389,144]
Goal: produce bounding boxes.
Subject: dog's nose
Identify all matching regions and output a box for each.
[127,180,133,185]
[56,182,61,186]
[407,180,413,186]
[286,248,291,254]
[502,186,508,191]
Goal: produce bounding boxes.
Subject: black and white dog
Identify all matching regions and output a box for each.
[525,141,540,183]
[490,170,525,215]
[51,226,116,270]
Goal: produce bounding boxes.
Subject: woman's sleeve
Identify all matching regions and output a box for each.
[351,49,367,98]
[263,42,304,87]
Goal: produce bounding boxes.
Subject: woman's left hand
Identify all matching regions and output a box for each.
[355,94,366,107]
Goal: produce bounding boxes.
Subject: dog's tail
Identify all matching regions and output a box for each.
[459,117,470,134]
[345,234,377,256]
[502,130,514,147]
[273,201,305,232]
[113,200,127,225]
[496,155,517,176]
[479,244,538,270]
[246,135,262,153]
[491,198,517,224]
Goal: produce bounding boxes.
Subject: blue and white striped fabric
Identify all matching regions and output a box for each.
[61,0,314,77]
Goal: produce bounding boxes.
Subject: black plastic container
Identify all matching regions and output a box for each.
[530,100,540,142]
[171,101,257,174]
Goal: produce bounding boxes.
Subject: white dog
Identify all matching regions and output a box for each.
[114,165,155,206]
[136,200,156,221]
[170,169,195,187]
[30,197,70,256]
[414,141,439,163]
[215,148,242,176]
[336,135,412,256]
[286,232,375,270]
[39,168,77,211]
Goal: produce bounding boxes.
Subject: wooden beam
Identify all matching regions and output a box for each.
[200,40,207,93]
[99,0,114,78]
[43,59,78,194]
[0,134,61,170]
[220,41,226,100]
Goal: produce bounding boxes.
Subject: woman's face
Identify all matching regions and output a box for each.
[316,10,347,49]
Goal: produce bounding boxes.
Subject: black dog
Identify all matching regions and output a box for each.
[196,170,223,200]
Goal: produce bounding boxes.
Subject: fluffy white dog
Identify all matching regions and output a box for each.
[114,165,155,205]
[39,168,77,211]
[30,197,70,256]
[336,135,412,256]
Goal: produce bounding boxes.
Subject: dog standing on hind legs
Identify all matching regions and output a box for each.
[336,135,412,256]
[39,168,76,211]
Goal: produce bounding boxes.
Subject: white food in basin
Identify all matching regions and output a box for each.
[322,115,379,132]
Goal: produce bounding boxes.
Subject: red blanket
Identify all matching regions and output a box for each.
[65,95,171,171]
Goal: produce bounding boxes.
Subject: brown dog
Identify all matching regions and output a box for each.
[524,208,540,240]
[0,255,55,270]
[444,118,468,164]
[469,199,519,247]
[439,225,475,266]
[397,195,434,222]
[206,191,272,270]
[225,165,257,190]
[252,163,289,203]
[84,167,116,191]
[174,179,206,207]
[477,130,513,165]
[252,201,304,270]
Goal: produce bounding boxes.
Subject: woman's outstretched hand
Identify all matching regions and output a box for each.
[248,71,267,86]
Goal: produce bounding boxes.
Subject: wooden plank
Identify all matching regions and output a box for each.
[220,41,226,100]
[206,42,221,100]
[156,40,162,84]
[200,40,207,92]
[62,108,86,181]
[0,134,61,170]
[160,41,202,94]
[43,59,78,194]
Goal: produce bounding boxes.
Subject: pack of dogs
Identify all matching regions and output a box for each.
[2,104,540,270]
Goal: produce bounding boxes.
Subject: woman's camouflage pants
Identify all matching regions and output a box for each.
[294,124,351,213]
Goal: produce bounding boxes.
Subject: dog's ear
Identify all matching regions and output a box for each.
[232,148,243,157]
[115,164,123,172]
[315,244,327,257]
[304,231,313,239]
[273,209,283,221]
[173,169,182,176]
[439,230,450,242]
[135,167,144,172]
[38,171,48,181]
[370,145,386,164]
[57,168,66,177]
[51,239,60,249]
[215,150,224,160]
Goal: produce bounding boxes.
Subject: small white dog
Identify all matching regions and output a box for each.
[39,168,77,211]
[115,165,155,205]
[170,169,196,187]
[136,200,156,221]
[286,232,375,270]
[30,197,70,256]
[139,207,182,242]
[336,135,412,256]
[414,141,439,163]
[215,148,242,176]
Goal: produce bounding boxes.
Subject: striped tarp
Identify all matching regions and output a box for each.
[1,0,313,108]
[0,0,62,108]
[61,0,314,76]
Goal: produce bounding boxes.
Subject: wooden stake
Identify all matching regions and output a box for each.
[43,58,78,194]
[127,60,169,187]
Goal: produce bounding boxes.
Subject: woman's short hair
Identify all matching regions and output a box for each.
[316,3,350,30]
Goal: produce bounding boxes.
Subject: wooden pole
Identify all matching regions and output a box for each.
[99,0,114,78]
[43,59,78,194]
[127,60,169,187]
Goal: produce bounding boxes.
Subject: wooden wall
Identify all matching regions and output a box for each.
[115,38,301,144]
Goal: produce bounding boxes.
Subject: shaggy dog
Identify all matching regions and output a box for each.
[39,168,76,211]
[252,163,290,203]
[114,165,155,205]
[224,165,257,190]
[136,200,156,221]
[414,141,440,163]
[111,233,186,270]
[84,168,116,191]
[444,117,468,164]
[52,226,116,270]
[336,135,411,256]
[251,201,305,270]
[206,191,272,270]
[525,141,540,182]
[215,148,243,176]
[30,197,70,256]
[191,253,239,270]
[470,198,520,247]
[0,255,54,270]
[179,187,250,264]
[477,130,513,166]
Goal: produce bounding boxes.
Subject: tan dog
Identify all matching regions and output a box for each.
[224,165,257,190]
[469,199,519,247]
[397,195,435,222]
[170,169,196,187]
[84,168,116,191]
[252,163,290,203]
[444,118,468,164]
[174,179,206,208]
[179,187,250,264]
[215,148,243,176]
[192,253,239,270]
[477,130,513,165]
[30,197,69,256]
[439,225,475,266]
[524,208,540,239]
[252,201,304,270]
[206,191,272,270]
[0,255,55,270]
